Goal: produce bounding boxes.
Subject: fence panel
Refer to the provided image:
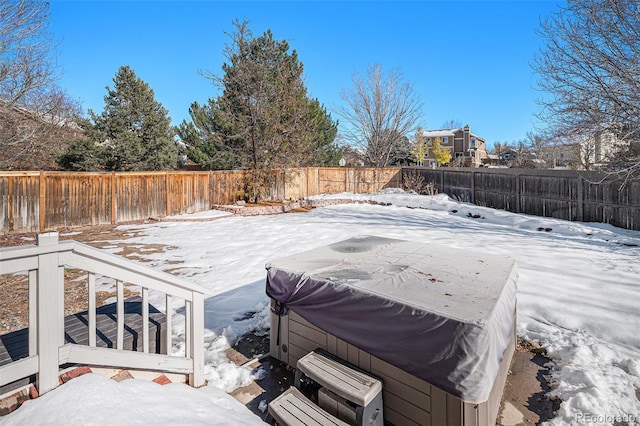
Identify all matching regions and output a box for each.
[305,168,321,197]
[319,168,348,194]
[581,178,640,228]
[442,170,473,202]
[210,171,247,205]
[167,172,210,216]
[519,174,577,221]
[473,172,517,211]
[115,173,167,222]
[0,172,40,234]
[282,168,308,200]
[379,168,402,190]
[44,173,112,230]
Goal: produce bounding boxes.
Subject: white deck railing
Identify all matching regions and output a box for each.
[0,232,210,394]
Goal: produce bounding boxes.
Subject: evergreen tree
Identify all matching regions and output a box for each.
[176,100,237,170]
[55,136,104,171]
[70,65,178,171]
[179,20,337,198]
[307,99,340,166]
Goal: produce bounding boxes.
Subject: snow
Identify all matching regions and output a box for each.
[422,129,457,137]
[0,374,264,426]
[164,209,232,220]
[3,189,639,425]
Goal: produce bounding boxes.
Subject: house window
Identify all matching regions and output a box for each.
[470,138,477,149]
[441,136,449,144]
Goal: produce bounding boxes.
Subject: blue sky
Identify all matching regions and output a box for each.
[48,0,561,148]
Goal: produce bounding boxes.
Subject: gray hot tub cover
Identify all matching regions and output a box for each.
[265,235,517,403]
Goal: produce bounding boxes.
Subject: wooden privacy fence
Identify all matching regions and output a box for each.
[405,167,640,231]
[1,168,402,234]
[3,166,639,232]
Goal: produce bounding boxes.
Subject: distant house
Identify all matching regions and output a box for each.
[500,148,541,167]
[422,124,487,167]
[541,143,581,169]
[555,125,633,170]
[584,127,630,167]
[481,153,501,167]
[499,148,518,163]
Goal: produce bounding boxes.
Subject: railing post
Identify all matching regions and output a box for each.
[39,171,46,232]
[36,232,63,394]
[189,291,205,387]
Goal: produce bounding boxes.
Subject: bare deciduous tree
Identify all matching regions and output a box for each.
[0,0,80,170]
[441,119,463,130]
[533,0,640,178]
[338,64,422,167]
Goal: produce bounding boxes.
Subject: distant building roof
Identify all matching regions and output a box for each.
[422,127,485,142]
[423,129,458,138]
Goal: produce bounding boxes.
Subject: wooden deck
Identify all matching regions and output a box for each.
[0,296,166,396]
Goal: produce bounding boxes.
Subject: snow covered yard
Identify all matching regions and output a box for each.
[2,190,639,425]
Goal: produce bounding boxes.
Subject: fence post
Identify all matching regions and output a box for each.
[344,168,348,192]
[110,172,116,224]
[470,170,476,204]
[8,175,14,233]
[515,174,521,213]
[36,232,63,394]
[282,169,286,201]
[165,172,170,216]
[577,175,584,222]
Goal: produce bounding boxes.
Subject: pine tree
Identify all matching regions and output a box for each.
[176,99,238,170]
[55,135,104,171]
[179,20,337,198]
[307,99,340,166]
[81,65,178,171]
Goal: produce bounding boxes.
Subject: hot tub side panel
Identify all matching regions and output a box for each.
[270,309,516,426]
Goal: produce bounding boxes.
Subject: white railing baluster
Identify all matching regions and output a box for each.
[142,287,149,353]
[88,272,96,347]
[185,300,192,359]
[116,280,124,350]
[28,270,37,357]
[58,265,64,347]
[165,294,172,355]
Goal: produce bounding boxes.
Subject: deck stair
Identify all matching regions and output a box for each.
[269,349,383,426]
[0,296,165,396]
[0,232,210,404]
